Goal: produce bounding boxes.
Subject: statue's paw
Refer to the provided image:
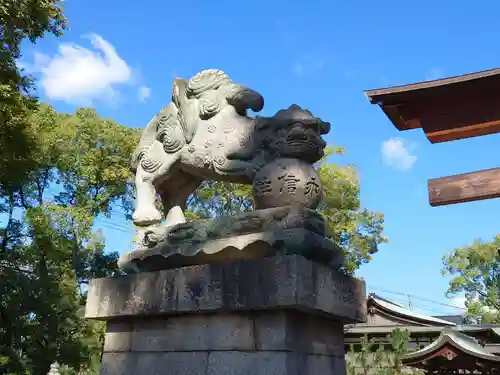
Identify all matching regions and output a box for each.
[143,225,175,247]
[132,208,163,226]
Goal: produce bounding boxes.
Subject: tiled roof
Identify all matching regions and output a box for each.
[369,294,456,326]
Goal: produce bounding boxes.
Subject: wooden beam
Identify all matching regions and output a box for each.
[420,95,500,143]
[425,119,500,143]
[428,168,500,206]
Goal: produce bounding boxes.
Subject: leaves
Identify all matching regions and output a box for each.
[442,235,500,323]
[1,103,138,374]
[316,147,387,273]
[346,329,423,375]
[0,0,67,198]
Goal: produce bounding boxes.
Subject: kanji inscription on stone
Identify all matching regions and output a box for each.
[254,177,273,195]
[305,176,320,198]
[278,173,300,194]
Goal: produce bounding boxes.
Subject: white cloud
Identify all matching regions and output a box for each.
[138,86,151,102]
[24,33,134,106]
[381,137,417,171]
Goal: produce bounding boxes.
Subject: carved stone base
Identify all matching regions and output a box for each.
[86,256,366,375]
[118,205,343,274]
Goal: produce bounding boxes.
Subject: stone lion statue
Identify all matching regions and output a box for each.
[131,69,330,233]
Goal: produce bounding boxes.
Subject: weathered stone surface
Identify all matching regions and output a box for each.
[206,352,287,375]
[135,352,208,375]
[253,159,323,210]
[206,352,345,375]
[86,255,366,324]
[117,205,344,274]
[254,311,345,356]
[101,311,345,355]
[130,313,254,352]
[103,321,133,352]
[100,351,345,375]
[101,352,209,375]
[100,353,137,375]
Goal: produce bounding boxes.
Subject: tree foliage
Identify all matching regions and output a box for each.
[0,104,139,375]
[347,328,424,375]
[442,235,500,324]
[186,146,387,274]
[0,0,66,194]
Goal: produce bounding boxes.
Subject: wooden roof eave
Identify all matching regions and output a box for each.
[401,329,500,365]
[364,68,500,105]
[364,68,500,143]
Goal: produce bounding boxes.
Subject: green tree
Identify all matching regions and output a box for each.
[442,235,500,324]
[0,0,67,193]
[1,2,68,371]
[1,104,139,375]
[346,328,424,375]
[186,146,386,274]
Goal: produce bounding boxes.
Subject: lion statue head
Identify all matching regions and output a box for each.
[170,69,265,144]
[253,105,330,164]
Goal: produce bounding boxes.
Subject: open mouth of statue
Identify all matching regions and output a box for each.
[286,133,309,144]
[286,141,311,149]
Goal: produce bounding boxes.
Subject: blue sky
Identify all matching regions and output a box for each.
[19,0,500,316]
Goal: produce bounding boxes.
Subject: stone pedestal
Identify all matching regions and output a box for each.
[85,255,366,375]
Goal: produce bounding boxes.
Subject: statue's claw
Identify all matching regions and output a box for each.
[143,225,176,247]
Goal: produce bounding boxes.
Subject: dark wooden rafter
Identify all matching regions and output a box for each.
[364,68,500,144]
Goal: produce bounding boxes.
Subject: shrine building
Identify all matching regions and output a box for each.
[345,294,500,374]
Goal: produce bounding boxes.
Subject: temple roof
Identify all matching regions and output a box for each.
[345,325,500,337]
[365,294,457,327]
[402,328,500,370]
[433,315,465,325]
[364,68,500,105]
[363,68,500,143]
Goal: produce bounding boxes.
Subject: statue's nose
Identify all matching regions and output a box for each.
[288,126,308,139]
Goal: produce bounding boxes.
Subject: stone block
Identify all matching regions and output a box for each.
[99,353,136,375]
[206,351,346,375]
[254,310,345,356]
[100,351,346,375]
[206,351,288,375]
[135,352,209,375]
[130,313,254,351]
[100,352,209,375]
[103,321,132,353]
[85,255,366,324]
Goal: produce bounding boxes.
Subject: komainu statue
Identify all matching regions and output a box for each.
[119,69,341,273]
